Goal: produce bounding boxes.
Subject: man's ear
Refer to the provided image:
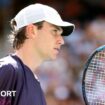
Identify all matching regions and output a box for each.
[26,24,37,38]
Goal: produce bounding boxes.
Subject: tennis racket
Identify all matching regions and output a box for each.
[82,45,105,105]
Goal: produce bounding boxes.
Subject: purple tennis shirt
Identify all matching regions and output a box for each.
[0,54,46,105]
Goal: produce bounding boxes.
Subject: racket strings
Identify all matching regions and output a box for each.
[85,51,105,105]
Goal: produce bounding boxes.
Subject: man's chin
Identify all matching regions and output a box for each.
[46,56,57,61]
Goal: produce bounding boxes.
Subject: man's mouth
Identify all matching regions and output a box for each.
[54,48,60,52]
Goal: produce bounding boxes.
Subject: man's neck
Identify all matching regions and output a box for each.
[15,47,43,73]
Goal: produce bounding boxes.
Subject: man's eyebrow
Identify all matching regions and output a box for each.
[51,25,63,32]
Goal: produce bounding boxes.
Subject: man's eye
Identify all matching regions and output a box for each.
[51,29,62,36]
[53,30,58,34]
[53,30,57,32]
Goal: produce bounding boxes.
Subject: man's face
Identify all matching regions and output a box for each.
[34,22,64,60]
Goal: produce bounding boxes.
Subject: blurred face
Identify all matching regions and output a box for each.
[34,21,64,60]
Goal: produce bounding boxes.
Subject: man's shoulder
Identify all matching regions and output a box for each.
[0,55,23,90]
[0,55,18,69]
[0,55,23,80]
[0,56,18,83]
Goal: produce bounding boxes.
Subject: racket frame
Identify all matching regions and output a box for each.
[82,45,105,105]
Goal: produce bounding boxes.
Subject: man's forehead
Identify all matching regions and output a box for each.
[43,21,63,32]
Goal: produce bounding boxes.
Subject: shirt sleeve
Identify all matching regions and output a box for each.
[0,64,17,105]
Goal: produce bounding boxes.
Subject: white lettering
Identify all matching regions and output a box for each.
[0,91,16,97]
[1,91,6,97]
[7,91,12,97]
[12,91,16,97]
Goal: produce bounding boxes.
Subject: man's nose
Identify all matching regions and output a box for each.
[57,35,65,45]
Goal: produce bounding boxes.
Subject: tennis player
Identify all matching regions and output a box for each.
[0,3,75,105]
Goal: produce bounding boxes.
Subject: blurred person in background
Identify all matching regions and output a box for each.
[0,3,74,105]
[0,0,12,36]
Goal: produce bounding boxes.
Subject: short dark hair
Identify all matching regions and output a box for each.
[9,20,44,50]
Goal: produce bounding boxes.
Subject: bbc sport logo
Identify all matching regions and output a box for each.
[0,91,16,97]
